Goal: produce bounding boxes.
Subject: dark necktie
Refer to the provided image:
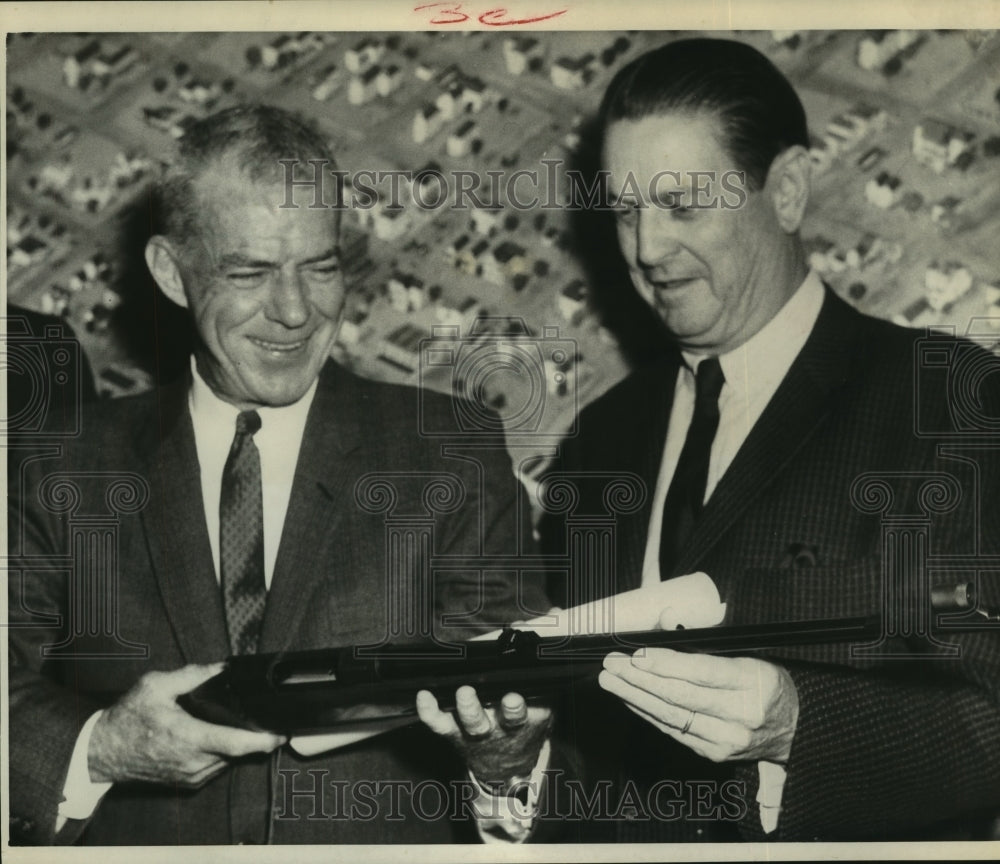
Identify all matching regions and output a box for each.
[220,409,266,655]
[659,357,725,579]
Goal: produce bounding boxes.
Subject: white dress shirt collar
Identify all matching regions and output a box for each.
[682,267,826,394]
[188,358,318,438]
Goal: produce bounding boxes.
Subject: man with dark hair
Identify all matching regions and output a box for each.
[8,104,548,845]
[539,37,1000,842]
[599,37,809,191]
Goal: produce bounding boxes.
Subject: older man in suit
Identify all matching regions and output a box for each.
[536,38,1000,842]
[8,105,548,845]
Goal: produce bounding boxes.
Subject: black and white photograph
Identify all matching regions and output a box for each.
[4,1,1000,860]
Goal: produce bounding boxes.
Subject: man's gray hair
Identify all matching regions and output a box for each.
[155,103,340,244]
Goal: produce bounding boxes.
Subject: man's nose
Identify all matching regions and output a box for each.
[635,208,680,269]
[269,271,310,327]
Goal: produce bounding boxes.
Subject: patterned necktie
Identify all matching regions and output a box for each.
[220,409,266,655]
[659,357,725,579]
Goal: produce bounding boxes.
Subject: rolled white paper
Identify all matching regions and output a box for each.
[475,571,726,640]
[290,716,415,757]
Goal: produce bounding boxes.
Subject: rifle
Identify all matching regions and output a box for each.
[179,582,995,735]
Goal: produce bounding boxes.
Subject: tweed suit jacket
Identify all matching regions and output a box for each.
[538,289,1000,842]
[8,359,547,845]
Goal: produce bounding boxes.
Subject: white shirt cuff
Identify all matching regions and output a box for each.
[470,739,551,843]
[756,759,787,834]
[57,710,113,832]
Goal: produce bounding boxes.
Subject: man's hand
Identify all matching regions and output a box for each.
[416,687,551,791]
[599,648,799,764]
[88,664,287,787]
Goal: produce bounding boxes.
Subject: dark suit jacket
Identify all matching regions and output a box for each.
[538,290,1000,842]
[8,360,548,845]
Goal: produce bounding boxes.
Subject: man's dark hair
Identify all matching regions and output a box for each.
[154,103,340,244]
[600,38,809,190]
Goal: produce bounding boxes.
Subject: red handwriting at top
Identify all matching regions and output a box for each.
[414,2,568,26]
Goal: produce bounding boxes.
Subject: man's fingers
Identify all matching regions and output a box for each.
[193,718,286,757]
[619,702,722,762]
[184,758,229,788]
[498,692,528,730]
[622,701,680,738]
[415,690,458,737]
[609,648,746,689]
[152,662,227,698]
[454,686,492,737]
[160,665,287,755]
[598,669,724,744]
[658,606,681,631]
[603,654,743,722]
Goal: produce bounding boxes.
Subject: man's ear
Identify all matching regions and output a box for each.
[766,146,811,234]
[144,236,188,308]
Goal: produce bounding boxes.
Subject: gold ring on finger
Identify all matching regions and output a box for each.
[681,709,696,735]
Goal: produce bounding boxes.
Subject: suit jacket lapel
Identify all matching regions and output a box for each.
[672,290,863,576]
[259,362,365,653]
[139,376,231,663]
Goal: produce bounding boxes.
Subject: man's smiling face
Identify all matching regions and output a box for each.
[603,110,797,355]
[176,163,345,408]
